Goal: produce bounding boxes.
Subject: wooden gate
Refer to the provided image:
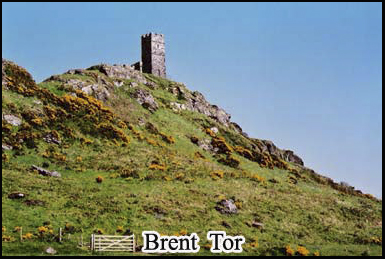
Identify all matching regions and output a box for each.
[91,234,135,252]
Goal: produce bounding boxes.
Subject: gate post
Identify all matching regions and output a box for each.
[133,234,135,252]
[90,234,94,251]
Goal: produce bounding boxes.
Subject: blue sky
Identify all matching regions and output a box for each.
[2,2,382,197]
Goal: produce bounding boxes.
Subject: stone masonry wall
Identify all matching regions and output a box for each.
[141,33,166,78]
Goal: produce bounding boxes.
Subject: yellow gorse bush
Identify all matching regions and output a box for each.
[146,137,158,146]
[285,245,295,256]
[149,163,166,171]
[251,174,265,183]
[159,132,175,144]
[297,246,309,256]
[211,137,233,155]
[179,229,187,236]
[210,170,224,180]
[97,123,130,143]
[194,152,205,159]
[131,128,144,140]
[80,137,93,145]
[369,236,382,245]
[205,128,216,137]
[116,226,124,233]
[38,226,48,233]
[234,145,254,160]
[31,118,44,126]
[117,120,128,129]
[22,233,33,240]
[13,226,22,232]
[249,237,258,248]
[2,235,15,242]
[163,176,172,181]
[3,153,10,162]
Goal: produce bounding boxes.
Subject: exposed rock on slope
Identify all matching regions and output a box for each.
[88,64,148,84]
[2,59,8,86]
[256,139,304,166]
[132,89,159,113]
[168,84,232,127]
[2,114,22,127]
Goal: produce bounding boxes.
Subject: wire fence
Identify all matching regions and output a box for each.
[3,226,137,253]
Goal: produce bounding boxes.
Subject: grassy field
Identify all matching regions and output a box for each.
[2,60,382,256]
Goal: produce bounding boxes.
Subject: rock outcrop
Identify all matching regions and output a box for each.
[132,89,158,113]
[215,199,238,214]
[44,69,113,102]
[2,114,22,126]
[255,140,304,166]
[88,64,148,84]
[168,85,232,127]
[2,59,8,86]
[31,165,61,178]
[8,192,26,199]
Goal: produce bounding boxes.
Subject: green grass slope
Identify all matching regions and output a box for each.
[2,60,382,256]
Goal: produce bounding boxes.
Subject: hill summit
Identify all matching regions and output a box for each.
[2,58,382,256]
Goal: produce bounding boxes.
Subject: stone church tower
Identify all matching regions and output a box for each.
[141,33,166,78]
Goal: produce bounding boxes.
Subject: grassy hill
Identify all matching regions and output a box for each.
[2,59,382,256]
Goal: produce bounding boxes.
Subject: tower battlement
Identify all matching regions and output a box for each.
[141,33,164,39]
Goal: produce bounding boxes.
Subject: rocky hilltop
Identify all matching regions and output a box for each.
[42,61,304,166]
[2,59,382,256]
